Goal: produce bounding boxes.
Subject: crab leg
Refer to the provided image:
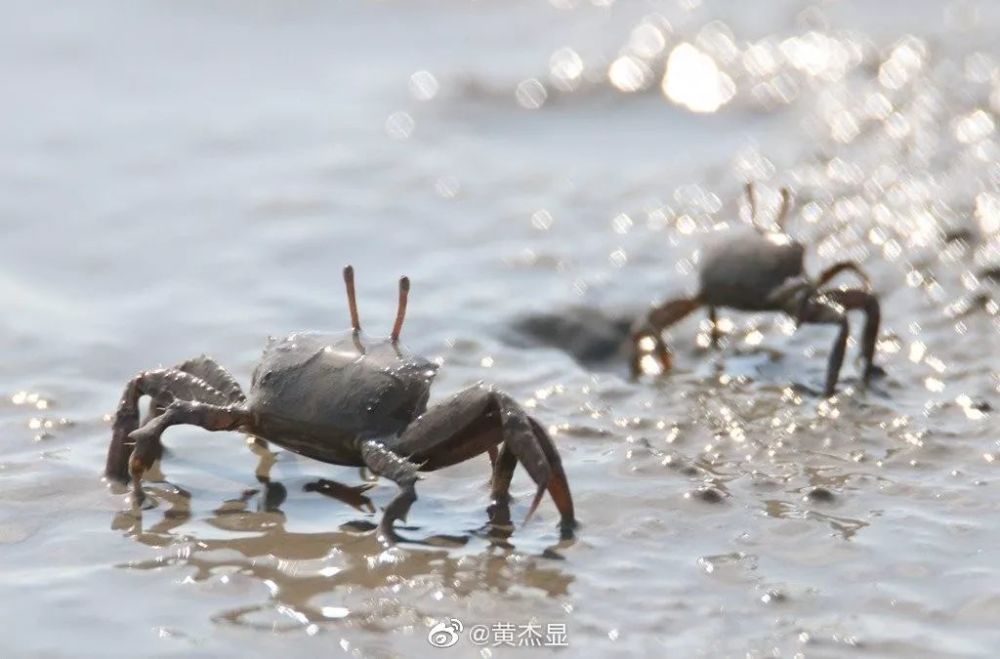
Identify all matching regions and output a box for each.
[708,306,722,348]
[816,261,873,292]
[822,288,881,383]
[383,384,576,536]
[794,295,849,396]
[486,418,575,537]
[359,440,420,545]
[489,442,518,526]
[144,355,247,424]
[629,297,703,377]
[175,355,246,404]
[106,368,234,482]
[796,287,880,395]
[127,400,252,504]
[527,419,573,526]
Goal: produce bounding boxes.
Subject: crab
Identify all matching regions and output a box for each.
[630,183,881,396]
[105,266,576,544]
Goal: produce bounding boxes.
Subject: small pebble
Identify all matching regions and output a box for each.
[805,486,836,503]
[687,486,727,503]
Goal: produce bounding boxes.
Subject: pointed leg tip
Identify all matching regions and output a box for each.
[521,485,547,527]
[376,526,402,547]
[559,519,578,541]
[131,489,148,509]
[107,474,129,487]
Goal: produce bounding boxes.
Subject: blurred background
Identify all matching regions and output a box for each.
[1,0,998,656]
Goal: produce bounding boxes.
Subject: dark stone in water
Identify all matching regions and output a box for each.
[689,486,727,503]
[806,486,836,503]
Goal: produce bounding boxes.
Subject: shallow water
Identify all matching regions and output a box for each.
[2,0,999,657]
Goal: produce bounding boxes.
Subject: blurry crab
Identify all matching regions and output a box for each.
[629,183,881,396]
[507,184,881,396]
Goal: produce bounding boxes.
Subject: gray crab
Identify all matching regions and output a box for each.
[105,266,576,544]
[630,183,881,396]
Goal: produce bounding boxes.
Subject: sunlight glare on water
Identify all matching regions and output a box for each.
[662,42,736,113]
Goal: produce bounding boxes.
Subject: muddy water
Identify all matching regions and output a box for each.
[2,1,999,657]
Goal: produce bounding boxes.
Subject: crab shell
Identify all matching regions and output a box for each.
[248,331,439,459]
[698,228,806,310]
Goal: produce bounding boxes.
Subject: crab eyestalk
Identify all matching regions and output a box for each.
[391,276,410,344]
[343,265,362,332]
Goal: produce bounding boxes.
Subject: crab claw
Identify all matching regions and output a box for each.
[522,484,547,526]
